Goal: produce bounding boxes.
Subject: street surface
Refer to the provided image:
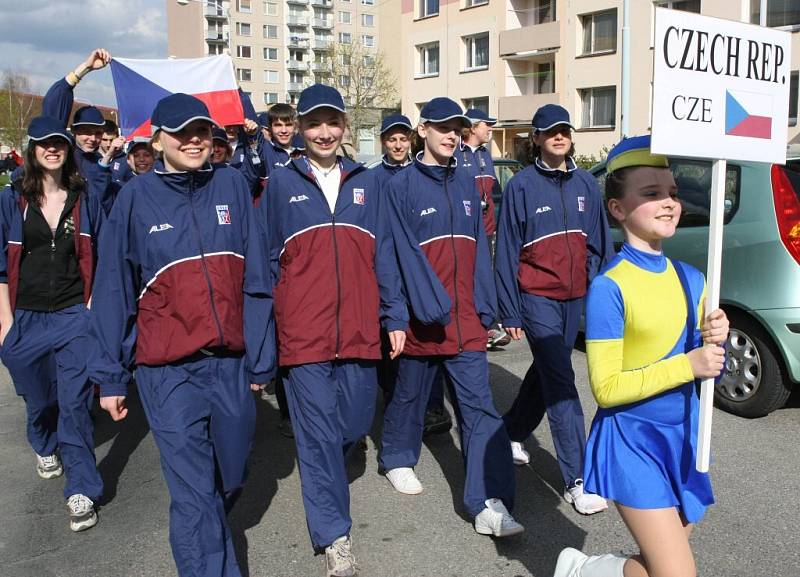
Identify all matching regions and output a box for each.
[1,340,798,577]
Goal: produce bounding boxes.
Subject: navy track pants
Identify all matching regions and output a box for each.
[1,304,102,500]
[136,354,255,577]
[503,292,586,487]
[380,351,515,517]
[284,360,378,550]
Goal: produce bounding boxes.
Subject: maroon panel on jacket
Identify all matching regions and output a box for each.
[475,175,496,237]
[518,230,588,300]
[7,243,22,312]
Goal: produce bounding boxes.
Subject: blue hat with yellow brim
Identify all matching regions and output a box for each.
[606,135,669,175]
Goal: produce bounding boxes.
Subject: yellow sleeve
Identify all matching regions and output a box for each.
[586,339,695,409]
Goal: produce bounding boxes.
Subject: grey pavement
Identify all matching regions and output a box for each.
[1,340,798,577]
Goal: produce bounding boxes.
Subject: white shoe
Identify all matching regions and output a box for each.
[325,535,357,577]
[384,467,423,495]
[510,441,530,465]
[66,494,98,532]
[36,453,63,479]
[564,479,608,515]
[474,498,524,537]
[553,547,627,577]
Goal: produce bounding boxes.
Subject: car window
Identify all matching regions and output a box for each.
[495,163,522,191]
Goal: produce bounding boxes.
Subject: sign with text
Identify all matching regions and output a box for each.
[651,8,791,164]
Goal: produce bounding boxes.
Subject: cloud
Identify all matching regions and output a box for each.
[0,0,167,107]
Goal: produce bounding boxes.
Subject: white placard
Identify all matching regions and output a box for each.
[651,7,791,164]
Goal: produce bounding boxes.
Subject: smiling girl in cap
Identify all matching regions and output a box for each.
[89,93,275,577]
[381,97,523,538]
[495,103,613,515]
[0,116,105,532]
[554,135,728,577]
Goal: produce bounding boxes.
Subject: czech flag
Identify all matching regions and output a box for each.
[725,89,772,140]
[110,55,244,139]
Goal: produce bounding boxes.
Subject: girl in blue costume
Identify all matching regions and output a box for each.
[554,135,729,577]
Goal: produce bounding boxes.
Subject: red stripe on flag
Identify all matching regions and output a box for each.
[193,90,245,127]
[727,115,771,139]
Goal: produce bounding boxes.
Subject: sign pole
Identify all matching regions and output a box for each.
[696,158,726,472]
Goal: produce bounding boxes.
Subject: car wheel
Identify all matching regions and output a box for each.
[714,311,792,418]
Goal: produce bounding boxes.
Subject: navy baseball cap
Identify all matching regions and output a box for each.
[71,105,106,128]
[125,137,152,155]
[291,134,306,151]
[531,104,574,132]
[419,98,470,127]
[257,111,270,127]
[28,116,73,144]
[380,114,412,136]
[150,93,218,135]
[211,127,229,144]
[465,109,497,126]
[297,84,346,116]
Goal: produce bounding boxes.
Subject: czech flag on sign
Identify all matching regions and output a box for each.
[110,55,244,139]
[725,89,772,140]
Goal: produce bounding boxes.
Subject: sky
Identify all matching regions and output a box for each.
[0,0,168,108]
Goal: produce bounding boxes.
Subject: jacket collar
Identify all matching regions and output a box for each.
[534,155,577,177]
[413,151,457,183]
[381,154,412,170]
[289,155,365,185]
[153,159,214,193]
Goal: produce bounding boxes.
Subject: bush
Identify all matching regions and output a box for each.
[574,145,610,170]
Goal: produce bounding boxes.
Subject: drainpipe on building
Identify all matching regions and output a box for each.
[620,0,630,139]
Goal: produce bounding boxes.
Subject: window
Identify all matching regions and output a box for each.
[535,61,554,93]
[463,33,489,70]
[264,70,279,83]
[237,0,252,12]
[339,32,352,44]
[362,0,374,5]
[532,0,555,24]
[361,77,373,88]
[418,0,438,18]
[580,86,616,128]
[208,44,224,55]
[264,47,278,60]
[339,54,351,65]
[340,75,351,87]
[671,160,741,227]
[290,71,305,83]
[237,45,252,58]
[790,71,799,126]
[362,13,374,26]
[363,55,375,67]
[654,0,700,12]
[581,10,617,55]
[750,0,800,28]
[263,24,278,38]
[236,22,251,36]
[264,92,279,104]
[237,68,252,82]
[362,35,374,48]
[339,11,351,23]
[417,42,439,77]
[462,97,489,113]
[264,1,278,15]
[464,0,488,8]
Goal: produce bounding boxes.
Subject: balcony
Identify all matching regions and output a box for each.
[287,0,309,4]
[312,40,332,50]
[287,59,307,71]
[499,20,560,59]
[288,82,305,92]
[312,18,333,29]
[287,15,309,26]
[310,0,333,8]
[311,61,329,72]
[288,37,310,49]
[206,32,228,44]
[498,92,559,124]
[205,4,226,19]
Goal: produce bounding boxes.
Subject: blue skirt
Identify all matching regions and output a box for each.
[583,382,714,524]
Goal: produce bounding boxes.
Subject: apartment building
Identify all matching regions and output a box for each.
[401,0,800,160]
[166,0,383,112]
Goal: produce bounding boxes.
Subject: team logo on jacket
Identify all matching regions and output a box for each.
[535,206,551,214]
[577,196,585,212]
[149,223,174,234]
[289,194,309,203]
[353,188,365,205]
[463,200,471,216]
[64,215,75,236]
[216,205,231,225]
[420,207,437,216]
[113,161,120,171]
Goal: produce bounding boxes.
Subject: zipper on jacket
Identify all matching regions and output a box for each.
[188,175,226,347]
[560,175,574,297]
[443,166,463,352]
[331,212,342,358]
[48,235,55,312]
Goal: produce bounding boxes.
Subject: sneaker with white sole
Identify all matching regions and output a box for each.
[325,535,357,577]
[474,498,524,537]
[67,494,98,532]
[553,547,627,577]
[510,441,530,465]
[384,467,423,495]
[564,479,608,515]
[36,453,63,479]
[553,547,589,577]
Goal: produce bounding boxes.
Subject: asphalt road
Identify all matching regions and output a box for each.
[1,340,798,577]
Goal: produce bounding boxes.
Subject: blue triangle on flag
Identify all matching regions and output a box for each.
[725,91,749,134]
[110,61,173,137]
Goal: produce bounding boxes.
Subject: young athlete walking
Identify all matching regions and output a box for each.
[0,116,104,531]
[90,94,274,577]
[554,135,728,577]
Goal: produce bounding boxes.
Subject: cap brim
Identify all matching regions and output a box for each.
[533,121,574,132]
[152,115,219,135]
[297,103,347,116]
[29,132,73,144]
[71,121,106,128]
[380,121,413,135]
[470,118,497,126]
[421,114,472,128]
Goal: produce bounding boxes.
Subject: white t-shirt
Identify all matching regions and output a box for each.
[310,162,341,213]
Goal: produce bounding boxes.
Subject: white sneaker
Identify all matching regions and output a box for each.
[564,479,608,515]
[36,453,63,479]
[325,535,357,577]
[510,441,530,465]
[474,498,524,537]
[67,494,98,532]
[553,547,589,577]
[384,467,423,495]
[553,547,627,577]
